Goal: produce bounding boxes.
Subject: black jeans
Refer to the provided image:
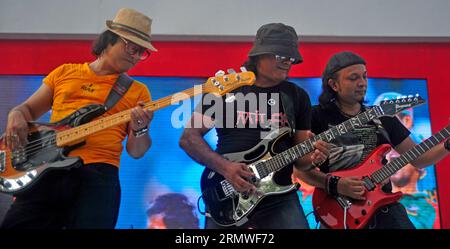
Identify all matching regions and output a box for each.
[365,202,416,229]
[0,163,121,229]
[205,191,310,229]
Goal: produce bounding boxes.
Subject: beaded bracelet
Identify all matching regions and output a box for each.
[132,126,149,137]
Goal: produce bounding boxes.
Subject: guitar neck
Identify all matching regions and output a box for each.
[371,125,450,184]
[56,87,199,146]
[256,106,384,178]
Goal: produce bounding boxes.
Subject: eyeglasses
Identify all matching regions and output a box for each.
[274,54,296,63]
[120,37,150,60]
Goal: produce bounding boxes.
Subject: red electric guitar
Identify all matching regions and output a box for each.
[312,124,450,229]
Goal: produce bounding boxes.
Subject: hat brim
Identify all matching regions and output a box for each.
[106,20,157,52]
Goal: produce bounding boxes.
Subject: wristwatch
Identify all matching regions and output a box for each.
[132,126,149,138]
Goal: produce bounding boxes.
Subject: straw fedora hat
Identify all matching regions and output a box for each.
[106,8,157,51]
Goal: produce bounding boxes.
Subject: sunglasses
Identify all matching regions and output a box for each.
[120,37,150,60]
[274,54,296,63]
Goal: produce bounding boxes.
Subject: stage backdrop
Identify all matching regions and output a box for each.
[0,40,449,228]
[0,75,439,229]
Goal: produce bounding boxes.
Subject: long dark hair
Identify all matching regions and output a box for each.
[91,30,120,57]
[242,56,259,76]
[318,71,339,107]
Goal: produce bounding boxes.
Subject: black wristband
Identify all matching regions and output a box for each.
[445,139,450,152]
[328,175,341,196]
[325,174,332,195]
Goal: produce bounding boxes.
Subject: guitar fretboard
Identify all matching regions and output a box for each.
[254,106,385,178]
[55,87,199,146]
[370,125,450,183]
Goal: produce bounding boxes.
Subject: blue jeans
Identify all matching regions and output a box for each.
[1,163,121,229]
[205,191,309,229]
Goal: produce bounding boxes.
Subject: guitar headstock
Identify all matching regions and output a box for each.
[203,68,256,96]
[379,94,426,116]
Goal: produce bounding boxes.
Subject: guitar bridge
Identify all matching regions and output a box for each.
[0,151,5,172]
[336,196,351,209]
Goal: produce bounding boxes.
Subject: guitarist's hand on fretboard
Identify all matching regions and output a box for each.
[129,101,153,132]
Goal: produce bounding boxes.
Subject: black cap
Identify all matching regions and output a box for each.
[248,23,303,64]
[322,51,366,85]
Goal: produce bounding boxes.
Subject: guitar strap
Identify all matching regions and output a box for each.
[104,73,134,111]
[279,82,300,134]
[33,73,134,127]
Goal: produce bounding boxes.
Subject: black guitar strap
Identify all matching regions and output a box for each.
[104,73,134,111]
[31,74,134,127]
[279,82,300,134]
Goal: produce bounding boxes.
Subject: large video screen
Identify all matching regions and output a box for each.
[0,76,439,229]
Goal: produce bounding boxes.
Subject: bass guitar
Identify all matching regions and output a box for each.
[312,124,449,229]
[0,69,255,194]
[201,95,425,226]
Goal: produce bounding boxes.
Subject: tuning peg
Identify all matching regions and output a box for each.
[227,68,236,74]
[215,70,225,77]
[211,78,220,86]
[240,67,248,72]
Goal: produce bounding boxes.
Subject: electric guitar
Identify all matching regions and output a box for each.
[312,124,449,229]
[201,95,425,226]
[0,69,255,194]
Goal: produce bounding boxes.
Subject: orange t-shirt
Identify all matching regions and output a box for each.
[43,63,151,167]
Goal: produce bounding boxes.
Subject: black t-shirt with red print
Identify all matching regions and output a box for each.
[196,80,311,185]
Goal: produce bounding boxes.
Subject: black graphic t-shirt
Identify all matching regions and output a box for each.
[311,103,411,192]
[196,81,311,185]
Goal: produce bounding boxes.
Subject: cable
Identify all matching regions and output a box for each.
[197,195,206,215]
[343,205,348,229]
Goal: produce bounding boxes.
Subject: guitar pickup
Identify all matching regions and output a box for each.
[0,151,5,172]
[220,180,236,198]
[362,176,376,191]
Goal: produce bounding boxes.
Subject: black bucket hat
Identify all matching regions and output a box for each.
[322,51,366,85]
[248,23,303,64]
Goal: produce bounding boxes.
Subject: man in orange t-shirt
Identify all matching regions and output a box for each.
[1,8,156,229]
